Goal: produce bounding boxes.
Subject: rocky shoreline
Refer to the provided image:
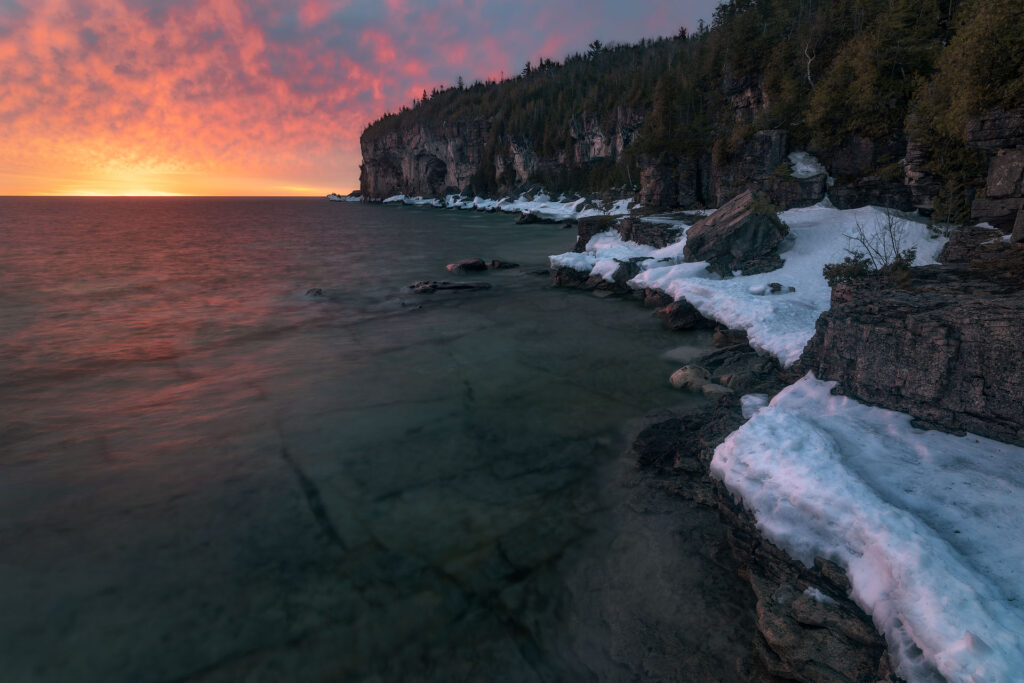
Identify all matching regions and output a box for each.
[543,187,1024,678]
[628,339,897,681]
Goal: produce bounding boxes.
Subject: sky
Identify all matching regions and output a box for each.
[0,0,719,196]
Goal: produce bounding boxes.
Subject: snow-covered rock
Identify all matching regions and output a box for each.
[713,374,1024,682]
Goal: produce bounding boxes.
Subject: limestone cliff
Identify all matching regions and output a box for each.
[359,108,645,199]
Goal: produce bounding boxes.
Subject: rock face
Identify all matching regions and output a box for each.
[683,190,788,276]
[762,172,827,210]
[710,130,788,206]
[822,133,914,211]
[799,254,1024,446]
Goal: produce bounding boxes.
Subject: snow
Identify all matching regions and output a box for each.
[713,374,1024,682]
[382,191,637,220]
[549,229,657,282]
[628,202,947,367]
[788,151,828,179]
[550,201,946,367]
[803,587,836,605]
[740,393,769,419]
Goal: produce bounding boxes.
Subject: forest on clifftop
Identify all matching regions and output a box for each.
[361,0,1023,221]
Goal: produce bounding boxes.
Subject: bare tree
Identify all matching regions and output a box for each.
[847,207,916,270]
[804,43,816,88]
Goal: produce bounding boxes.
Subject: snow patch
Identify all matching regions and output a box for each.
[629,202,947,366]
[788,151,828,179]
[714,375,1024,682]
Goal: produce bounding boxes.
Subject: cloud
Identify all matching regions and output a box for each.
[0,0,718,195]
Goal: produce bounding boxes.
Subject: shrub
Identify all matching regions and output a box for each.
[823,208,917,287]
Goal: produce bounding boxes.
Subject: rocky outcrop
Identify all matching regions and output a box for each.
[632,345,896,682]
[799,251,1024,446]
[683,190,788,276]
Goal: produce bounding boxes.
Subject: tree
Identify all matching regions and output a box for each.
[457,75,465,90]
[587,40,604,58]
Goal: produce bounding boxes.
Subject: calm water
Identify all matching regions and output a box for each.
[0,198,755,682]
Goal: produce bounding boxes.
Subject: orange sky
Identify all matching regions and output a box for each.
[0,0,715,196]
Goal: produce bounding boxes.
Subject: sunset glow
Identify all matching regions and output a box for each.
[1,0,715,196]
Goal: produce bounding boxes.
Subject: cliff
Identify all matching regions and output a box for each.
[360,108,644,199]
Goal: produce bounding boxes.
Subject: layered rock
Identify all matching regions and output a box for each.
[683,190,788,276]
[799,252,1024,446]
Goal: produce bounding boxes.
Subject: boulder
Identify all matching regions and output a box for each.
[446,258,488,273]
[656,300,716,331]
[669,365,711,391]
[637,288,674,309]
[409,280,492,294]
[617,217,683,248]
[985,150,1024,198]
[798,257,1024,446]
[683,190,788,276]
[701,383,733,397]
[713,328,749,348]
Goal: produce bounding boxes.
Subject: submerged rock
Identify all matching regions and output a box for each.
[409,280,492,294]
[446,258,488,273]
[305,288,326,298]
[656,300,715,331]
[669,365,710,391]
[489,259,519,269]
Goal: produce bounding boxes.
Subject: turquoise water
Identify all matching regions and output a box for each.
[0,198,755,681]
